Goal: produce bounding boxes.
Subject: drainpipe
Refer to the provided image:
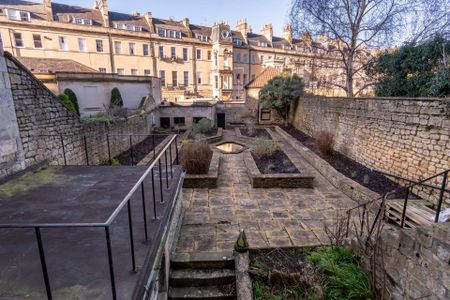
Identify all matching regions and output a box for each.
[107,31,115,73]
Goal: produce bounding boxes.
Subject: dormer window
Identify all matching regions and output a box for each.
[114,23,142,32]
[195,34,208,42]
[282,45,291,50]
[157,28,182,39]
[73,17,92,25]
[258,41,268,47]
[233,39,243,46]
[4,9,30,21]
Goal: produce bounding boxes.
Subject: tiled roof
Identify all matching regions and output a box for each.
[109,11,150,31]
[17,56,98,73]
[246,67,280,89]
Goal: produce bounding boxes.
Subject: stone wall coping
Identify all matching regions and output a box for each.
[301,95,447,102]
[55,72,159,83]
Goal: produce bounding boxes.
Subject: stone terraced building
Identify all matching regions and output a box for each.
[0,0,374,103]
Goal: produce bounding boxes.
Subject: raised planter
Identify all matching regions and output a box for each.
[183,151,220,188]
[243,151,314,188]
[275,126,379,204]
[201,127,223,144]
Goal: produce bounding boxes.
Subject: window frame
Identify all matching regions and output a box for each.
[143,44,149,56]
[13,32,24,48]
[183,71,189,87]
[114,41,122,54]
[182,48,188,61]
[96,39,104,53]
[159,70,166,86]
[129,42,136,55]
[117,68,125,75]
[78,38,87,52]
[196,49,202,60]
[33,34,43,49]
[58,36,68,51]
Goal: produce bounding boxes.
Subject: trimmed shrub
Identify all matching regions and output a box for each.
[180,141,213,174]
[63,88,80,116]
[110,87,124,107]
[58,93,77,114]
[192,118,212,135]
[251,138,281,158]
[315,131,334,156]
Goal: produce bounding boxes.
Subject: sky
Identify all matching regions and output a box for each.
[35,0,293,36]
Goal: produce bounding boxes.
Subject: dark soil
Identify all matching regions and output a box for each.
[241,128,272,139]
[283,125,407,197]
[252,150,299,174]
[189,128,218,138]
[114,135,168,165]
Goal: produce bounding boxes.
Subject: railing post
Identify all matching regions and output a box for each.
[129,135,134,166]
[360,204,366,236]
[35,227,52,300]
[158,158,164,203]
[105,227,117,300]
[401,187,410,228]
[153,135,156,160]
[107,135,112,165]
[164,150,169,189]
[169,142,173,178]
[127,201,137,272]
[60,135,67,166]
[141,182,148,241]
[151,168,158,219]
[175,135,179,165]
[84,135,89,166]
[435,171,448,223]
[345,211,350,238]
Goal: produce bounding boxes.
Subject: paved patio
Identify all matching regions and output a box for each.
[176,129,357,253]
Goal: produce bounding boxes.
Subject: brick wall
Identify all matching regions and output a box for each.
[291,96,450,205]
[1,52,150,178]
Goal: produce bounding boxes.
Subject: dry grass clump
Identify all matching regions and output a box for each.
[251,138,281,158]
[315,131,335,156]
[180,141,213,174]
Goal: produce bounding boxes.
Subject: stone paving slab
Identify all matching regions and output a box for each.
[176,129,358,253]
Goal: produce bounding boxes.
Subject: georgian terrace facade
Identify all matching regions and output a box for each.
[0,0,373,102]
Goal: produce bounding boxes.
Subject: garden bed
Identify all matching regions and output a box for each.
[252,150,299,174]
[250,247,373,300]
[244,151,314,188]
[240,128,272,139]
[114,134,168,165]
[282,125,406,197]
[183,151,220,188]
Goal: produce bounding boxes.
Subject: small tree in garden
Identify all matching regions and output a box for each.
[63,88,80,116]
[57,93,77,114]
[192,118,212,135]
[110,87,124,107]
[259,74,304,127]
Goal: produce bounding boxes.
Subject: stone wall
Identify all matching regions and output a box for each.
[291,96,450,205]
[350,223,450,299]
[1,52,150,178]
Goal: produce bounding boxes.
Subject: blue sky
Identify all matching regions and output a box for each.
[37,0,293,36]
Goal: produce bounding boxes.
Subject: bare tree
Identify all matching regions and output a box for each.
[289,0,412,97]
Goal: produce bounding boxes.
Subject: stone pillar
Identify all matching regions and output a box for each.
[0,47,25,178]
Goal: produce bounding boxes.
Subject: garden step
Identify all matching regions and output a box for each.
[170,268,236,287]
[168,286,236,300]
[171,251,235,269]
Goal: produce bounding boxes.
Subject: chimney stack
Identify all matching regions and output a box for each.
[236,19,251,36]
[260,24,273,42]
[97,0,109,27]
[43,0,53,21]
[282,25,293,43]
[145,12,154,32]
[182,17,190,28]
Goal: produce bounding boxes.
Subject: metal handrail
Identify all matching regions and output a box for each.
[375,169,450,193]
[0,134,181,300]
[346,168,450,240]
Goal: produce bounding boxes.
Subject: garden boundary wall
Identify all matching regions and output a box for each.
[1,51,150,179]
[291,96,450,205]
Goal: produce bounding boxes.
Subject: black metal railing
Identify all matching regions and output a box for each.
[345,168,449,242]
[35,133,171,167]
[0,135,181,300]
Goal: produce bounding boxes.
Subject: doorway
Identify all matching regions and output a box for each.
[217,113,226,128]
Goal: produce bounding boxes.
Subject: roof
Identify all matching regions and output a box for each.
[16,57,98,73]
[246,67,280,89]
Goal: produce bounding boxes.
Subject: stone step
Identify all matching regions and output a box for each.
[168,286,236,300]
[171,251,235,270]
[170,268,236,287]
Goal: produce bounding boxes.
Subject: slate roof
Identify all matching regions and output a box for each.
[17,56,98,73]
[246,67,279,89]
